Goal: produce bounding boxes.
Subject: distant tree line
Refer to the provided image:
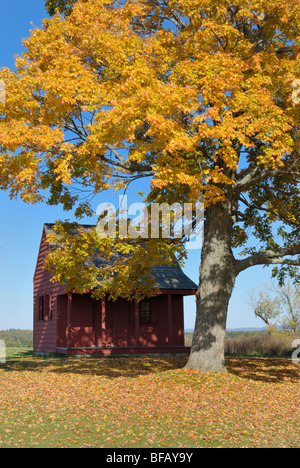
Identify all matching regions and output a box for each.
[0,330,33,348]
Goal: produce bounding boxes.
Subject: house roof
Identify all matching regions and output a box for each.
[43,223,198,293]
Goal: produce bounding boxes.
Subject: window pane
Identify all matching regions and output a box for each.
[39,296,44,320]
[139,301,151,324]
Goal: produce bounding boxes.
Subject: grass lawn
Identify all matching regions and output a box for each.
[0,348,299,448]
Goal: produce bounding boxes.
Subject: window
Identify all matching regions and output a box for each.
[38,295,52,320]
[139,300,151,324]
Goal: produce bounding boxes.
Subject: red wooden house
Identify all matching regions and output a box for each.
[33,224,197,356]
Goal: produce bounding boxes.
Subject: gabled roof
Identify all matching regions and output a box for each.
[43,223,198,293]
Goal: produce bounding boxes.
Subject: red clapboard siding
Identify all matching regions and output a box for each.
[33,228,65,353]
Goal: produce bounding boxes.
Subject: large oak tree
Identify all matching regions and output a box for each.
[0,0,299,371]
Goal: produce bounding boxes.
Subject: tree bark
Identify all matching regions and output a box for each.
[185,202,237,372]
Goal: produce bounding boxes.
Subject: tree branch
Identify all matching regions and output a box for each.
[98,151,154,175]
[234,164,279,195]
[239,195,298,225]
[236,246,300,274]
[104,144,127,167]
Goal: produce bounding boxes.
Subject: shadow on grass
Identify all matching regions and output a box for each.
[2,349,299,383]
[227,356,300,383]
[2,348,189,379]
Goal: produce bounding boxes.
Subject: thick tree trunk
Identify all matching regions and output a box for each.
[185,202,237,372]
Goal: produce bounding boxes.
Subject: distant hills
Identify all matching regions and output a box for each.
[227,327,266,332]
[185,327,266,333]
[0,329,33,348]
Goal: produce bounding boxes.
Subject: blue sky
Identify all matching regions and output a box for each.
[0,1,269,331]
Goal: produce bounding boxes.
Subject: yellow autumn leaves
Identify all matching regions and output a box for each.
[0,0,299,208]
[0,351,299,448]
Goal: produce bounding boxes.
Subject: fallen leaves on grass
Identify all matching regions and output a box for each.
[0,351,299,448]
